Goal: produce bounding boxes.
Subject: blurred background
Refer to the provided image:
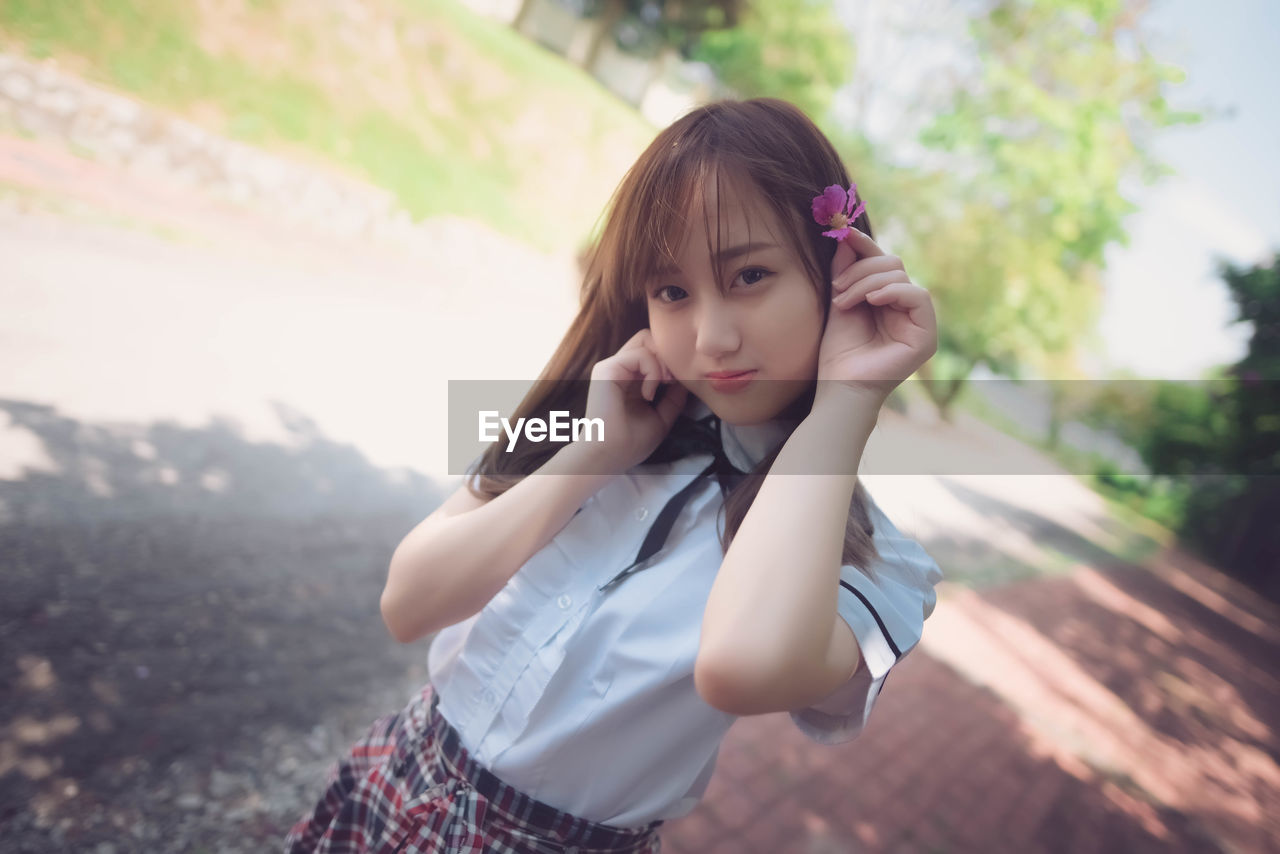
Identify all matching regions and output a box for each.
[0,0,1276,851]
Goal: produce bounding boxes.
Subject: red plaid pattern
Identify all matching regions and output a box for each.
[285,684,664,853]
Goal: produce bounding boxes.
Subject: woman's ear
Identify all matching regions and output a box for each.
[829,235,858,286]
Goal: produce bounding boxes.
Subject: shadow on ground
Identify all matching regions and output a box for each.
[3,398,1275,853]
[924,478,1164,588]
[0,398,447,851]
[660,476,1278,853]
[886,479,1280,854]
[665,650,1230,854]
[933,477,1279,762]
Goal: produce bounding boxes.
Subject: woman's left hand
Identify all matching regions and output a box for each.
[818,227,938,403]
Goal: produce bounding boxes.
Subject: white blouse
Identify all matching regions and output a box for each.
[427,400,943,828]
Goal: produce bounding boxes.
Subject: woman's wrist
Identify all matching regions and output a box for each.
[546,436,625,479]
[790,384,881,476]
[811,382,889,420]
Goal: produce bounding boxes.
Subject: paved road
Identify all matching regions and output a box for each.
[1,144,1276,852]
[0,177,582,481]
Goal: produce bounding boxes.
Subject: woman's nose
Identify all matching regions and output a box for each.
[694,304,741,357]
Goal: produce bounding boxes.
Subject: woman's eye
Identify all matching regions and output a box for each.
[735,268,771,288]
[654,285,688,303]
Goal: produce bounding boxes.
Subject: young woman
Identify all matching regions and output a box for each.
[288,97,942,853]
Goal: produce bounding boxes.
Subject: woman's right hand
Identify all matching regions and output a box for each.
[583,329,689,471]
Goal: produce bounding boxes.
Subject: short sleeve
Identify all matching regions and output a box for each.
[789,493,943,745]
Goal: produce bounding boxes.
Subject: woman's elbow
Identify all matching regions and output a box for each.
[695,645,837,716]
[694,652,779,716]
[379,585,427,644]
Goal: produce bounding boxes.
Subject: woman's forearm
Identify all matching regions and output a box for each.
[382,442,616,643]
[698,385,882,700]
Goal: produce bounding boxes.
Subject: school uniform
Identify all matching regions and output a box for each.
[286,399,943,853]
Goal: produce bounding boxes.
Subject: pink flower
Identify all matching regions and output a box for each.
[811,183,866,241]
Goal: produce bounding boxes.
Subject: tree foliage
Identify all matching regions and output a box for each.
[1157,256,1278,598]
[691,0,853,119]
[643,0,742,57]
[1081,254,1280,598]
[895,0,1200,415]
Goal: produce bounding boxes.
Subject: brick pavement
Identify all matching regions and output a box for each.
[660,549,1279,853]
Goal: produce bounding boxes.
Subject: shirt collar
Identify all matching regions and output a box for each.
[683,397,800,472]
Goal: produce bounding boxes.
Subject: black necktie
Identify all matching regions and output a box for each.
[598,414,749,594]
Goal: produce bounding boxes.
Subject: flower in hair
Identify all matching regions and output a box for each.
[811,184,866,242]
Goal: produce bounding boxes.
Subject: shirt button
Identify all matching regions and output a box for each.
[635,506,648,521]
[483,688,496,705]
[557,593,573,610]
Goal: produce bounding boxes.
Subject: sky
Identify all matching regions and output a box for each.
[834,0,1280,380]
[1095,0,1279,378]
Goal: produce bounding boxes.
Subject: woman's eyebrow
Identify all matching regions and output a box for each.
[652,241,780,277]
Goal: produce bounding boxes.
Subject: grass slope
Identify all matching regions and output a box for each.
[0,0,656,252]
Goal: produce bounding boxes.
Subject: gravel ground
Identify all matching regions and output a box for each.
[0,125,582,851]
[0,399,447,852]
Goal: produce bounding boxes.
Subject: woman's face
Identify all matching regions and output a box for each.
[645,177,824,426]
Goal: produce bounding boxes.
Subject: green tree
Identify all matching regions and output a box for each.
[1220,256,1280,475]
[547,0,741,74]
[1165,255,1279,598]
[893,0,1200,418]
[692,0,853,119]
[649,0,743,57]
[1079,254,1279,597]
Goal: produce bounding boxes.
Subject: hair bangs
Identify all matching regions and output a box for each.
[618,146,715,305]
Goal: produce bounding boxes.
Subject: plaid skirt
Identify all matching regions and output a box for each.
[285,683,664,853]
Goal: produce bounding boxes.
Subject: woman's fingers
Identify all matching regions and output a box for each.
[828,235,859,289]
[607,327,676,401]
[866,281,932,311]
[841,226,886,258]
[595,346,657,393]
[654,380,689,424]
[833,255,905,295]
[620,328,655,351]
[635,333,675,399]
[865,282,938,339]
[833,270,912,308]
[619,349,662,400]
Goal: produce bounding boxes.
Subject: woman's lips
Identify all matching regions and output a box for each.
[705,370,757,393]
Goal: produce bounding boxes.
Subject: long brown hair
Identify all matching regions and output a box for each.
[468,98,879,571]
